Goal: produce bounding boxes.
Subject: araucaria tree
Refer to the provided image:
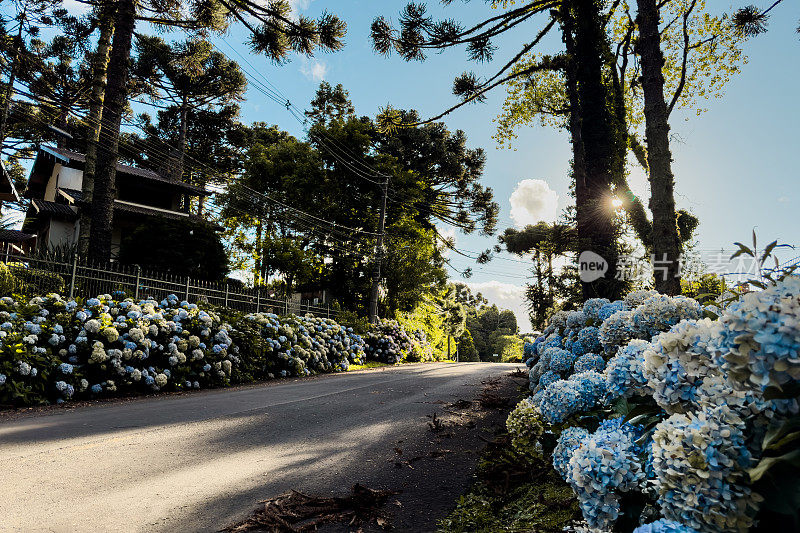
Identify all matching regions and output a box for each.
[84,0,346,262]
[132,35,246,193]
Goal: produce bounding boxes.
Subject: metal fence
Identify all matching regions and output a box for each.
[0,251,331,317]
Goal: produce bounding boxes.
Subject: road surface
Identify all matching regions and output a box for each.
[0,362,522,532]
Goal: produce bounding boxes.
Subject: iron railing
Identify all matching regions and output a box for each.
[0,251,331,317]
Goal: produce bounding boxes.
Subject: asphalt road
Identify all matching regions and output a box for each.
[0,362,522,533]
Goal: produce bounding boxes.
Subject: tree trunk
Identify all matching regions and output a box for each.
[563,0,621,300]
[636,0,682,294]
[447,335,451,360]
[78,3,115,257]
[0,18,24,148]
[88,0,136,262]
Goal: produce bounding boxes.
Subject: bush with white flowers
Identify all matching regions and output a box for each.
[0,292,431,407]
[511,276,800,532]
[0,293,235,406]
[364,318,432,364]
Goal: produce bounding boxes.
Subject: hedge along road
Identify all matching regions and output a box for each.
[0,362,523,532]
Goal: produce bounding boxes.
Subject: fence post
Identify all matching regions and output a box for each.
[134,265,141,300]
[68,254,78,299]
[224,282,229,307]
[256,286,261,313]
[185,276,191,302]
[326,303,330,319]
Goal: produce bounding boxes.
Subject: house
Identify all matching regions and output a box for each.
[20,145,211,257]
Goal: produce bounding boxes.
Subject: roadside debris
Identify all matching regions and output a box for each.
[223,484,399,532]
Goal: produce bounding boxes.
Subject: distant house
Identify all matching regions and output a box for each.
[20,146,211,257]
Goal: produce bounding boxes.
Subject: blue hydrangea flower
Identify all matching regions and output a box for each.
[90,384,102,394]
[574,353,605,373]
[59,363,74,374]
[543,311,569,336]
[598,300,628,322]
[631,295,702,340]
[604,339,652,403]
[0,373,6,385]
[583,298,610,321]
[553,426,590,479]
[539,380,583,424]
[567,370,606,411]
[651,406,757,533]
[599,310,634,353]
[539,370,561,390]
[548,348,576,373]
[576,326,602,354]
[715,276,800,392]
[633,520,699,533]
[566,311,587,330]
[565,418,644,530]
[643,319,723,413]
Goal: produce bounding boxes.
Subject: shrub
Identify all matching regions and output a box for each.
[509,278,800,532]
[6,264,65,295]
[0,292,420,407]
[0,263,23,295]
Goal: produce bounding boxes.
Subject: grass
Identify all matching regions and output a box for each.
[347,361,394,371]
[438,439,580,533]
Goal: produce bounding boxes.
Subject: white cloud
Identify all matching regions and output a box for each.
[300,58,329,82]
[509,179,559,228]
[288,0,313,12]
[465,280,532,333]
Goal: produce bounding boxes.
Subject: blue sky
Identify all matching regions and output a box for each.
[54,0,800,329]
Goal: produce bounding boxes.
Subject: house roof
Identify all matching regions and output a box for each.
[58,188,82,204]
[30,199,78,220]
[0,229,35,243]
[33,146,210,197]
[113,200,194,221]
[113,200,224,231]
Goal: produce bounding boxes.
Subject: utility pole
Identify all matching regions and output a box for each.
[369,177,389,324]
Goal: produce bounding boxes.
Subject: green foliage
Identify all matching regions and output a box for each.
[119,217,229,280]
[439,440,580,533]
[334,309,371,336]
[457,328,479,362]
[681,272,725,304]
[491,334,524,363]
[729,231,798,291]
[507,400,545,456]
[397,301,449,361]
[0,263,24,296]
[6,263,65,295]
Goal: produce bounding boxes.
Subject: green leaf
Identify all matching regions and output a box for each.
[623,402,662,423]
[763,418,800,451]
[761,240,779,265]
[612,396,630,416]
[749,449,800,482]
[764,382,800,400]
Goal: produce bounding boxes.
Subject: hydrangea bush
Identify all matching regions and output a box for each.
[0,293,235,405]
[513,276,800,532]
[364,319,431,363]
[0,293,430,407]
